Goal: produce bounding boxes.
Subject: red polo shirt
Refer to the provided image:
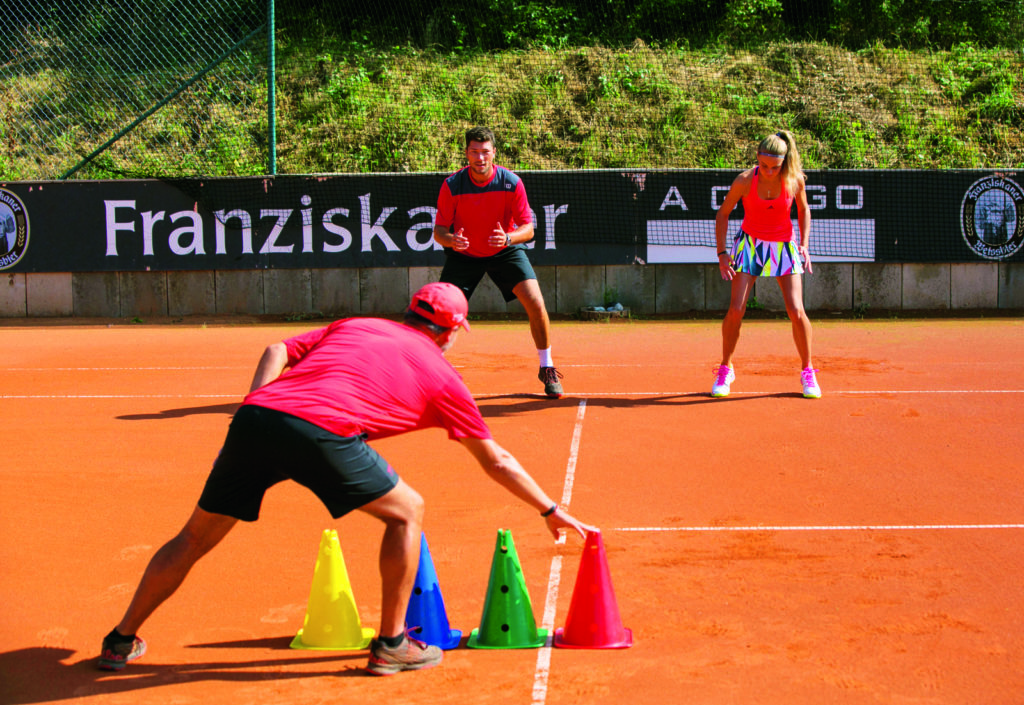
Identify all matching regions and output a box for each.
[243,318,491,441]
[435,165,533,258]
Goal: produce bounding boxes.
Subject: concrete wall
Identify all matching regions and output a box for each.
[2,262,1022,318]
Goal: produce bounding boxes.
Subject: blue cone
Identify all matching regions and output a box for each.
[405,533,462,649]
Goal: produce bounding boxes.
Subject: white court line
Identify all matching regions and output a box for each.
[6,364,682,372]
[532,399,587,705]
[472,390,1024,397]
[0,394,240,399]
[7,363,970,374]
[557,400,587,518]
[531,555,562,705]
[5,389,1023,401]
[614,524,1024,532]
[7,366,240,371]
[832,390,1024,394]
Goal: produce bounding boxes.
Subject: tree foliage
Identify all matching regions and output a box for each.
[277,0,1023,51]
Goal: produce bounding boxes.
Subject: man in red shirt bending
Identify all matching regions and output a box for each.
[433,126,564,398]
[97,282,592,676]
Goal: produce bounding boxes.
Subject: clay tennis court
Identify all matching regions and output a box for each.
[2,316,1023,704]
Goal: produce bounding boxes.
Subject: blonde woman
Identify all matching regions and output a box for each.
[712,130,820,399]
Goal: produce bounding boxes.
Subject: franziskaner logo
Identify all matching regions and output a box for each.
[960,174,1023,260]
[0,187,30,270]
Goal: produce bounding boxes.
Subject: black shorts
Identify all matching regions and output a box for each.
[198,405,398,521]
[440,245,537,303]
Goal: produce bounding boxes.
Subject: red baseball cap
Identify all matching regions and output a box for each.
[408,282,471,331]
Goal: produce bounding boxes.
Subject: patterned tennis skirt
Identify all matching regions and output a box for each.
[731,231,804,277]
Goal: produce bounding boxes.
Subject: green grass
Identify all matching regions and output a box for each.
[1,41,1021,180]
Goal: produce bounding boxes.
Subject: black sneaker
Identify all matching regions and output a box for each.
[365,634,442,676]
[538,366,564,398]
[98,633,146,671]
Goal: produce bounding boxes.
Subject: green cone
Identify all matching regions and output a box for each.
[467,529,547,649]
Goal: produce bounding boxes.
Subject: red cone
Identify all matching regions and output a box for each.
[553,530,633,649]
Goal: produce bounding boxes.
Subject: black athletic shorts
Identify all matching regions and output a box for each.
[198,405,398,521]
[439,245,537,303]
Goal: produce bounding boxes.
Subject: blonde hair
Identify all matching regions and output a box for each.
[758,130,804,193]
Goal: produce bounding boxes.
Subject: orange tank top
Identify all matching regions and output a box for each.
[741,168,794,242]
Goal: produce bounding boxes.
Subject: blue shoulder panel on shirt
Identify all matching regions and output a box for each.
[446,166,520,196]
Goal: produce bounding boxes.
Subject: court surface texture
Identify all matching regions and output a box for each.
[2,316,1022,705]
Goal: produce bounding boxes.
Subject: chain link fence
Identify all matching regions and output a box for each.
[2,0,1022,180]
[1,0,267,180]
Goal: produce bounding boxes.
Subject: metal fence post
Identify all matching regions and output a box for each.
[268,0,277,176]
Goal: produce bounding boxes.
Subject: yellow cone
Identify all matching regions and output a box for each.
[290,529,375,650]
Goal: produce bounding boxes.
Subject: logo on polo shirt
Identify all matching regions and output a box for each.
[960,175,1023,260]
[0,188,29,271]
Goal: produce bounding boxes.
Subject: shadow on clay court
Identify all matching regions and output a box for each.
[475,391,800,417]
[117,402,241,421]
[0,644,370,704]
[108,393,803,424]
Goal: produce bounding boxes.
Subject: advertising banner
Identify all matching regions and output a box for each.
[1,169,1020,272]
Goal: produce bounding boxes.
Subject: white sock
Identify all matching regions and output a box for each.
[538,348,554,368]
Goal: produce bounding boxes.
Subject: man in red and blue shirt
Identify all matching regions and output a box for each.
[97,282,592,676]
[433,126,564,398]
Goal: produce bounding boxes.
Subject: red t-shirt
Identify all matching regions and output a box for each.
[243,318,492,442]
[741,168,795,242]
[435,165,533,258]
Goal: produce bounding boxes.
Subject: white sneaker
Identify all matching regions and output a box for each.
[801,367,821,398]
[711,365,735,397]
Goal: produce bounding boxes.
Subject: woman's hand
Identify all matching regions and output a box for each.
[798,244,812,274]
[718,251,735,281]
